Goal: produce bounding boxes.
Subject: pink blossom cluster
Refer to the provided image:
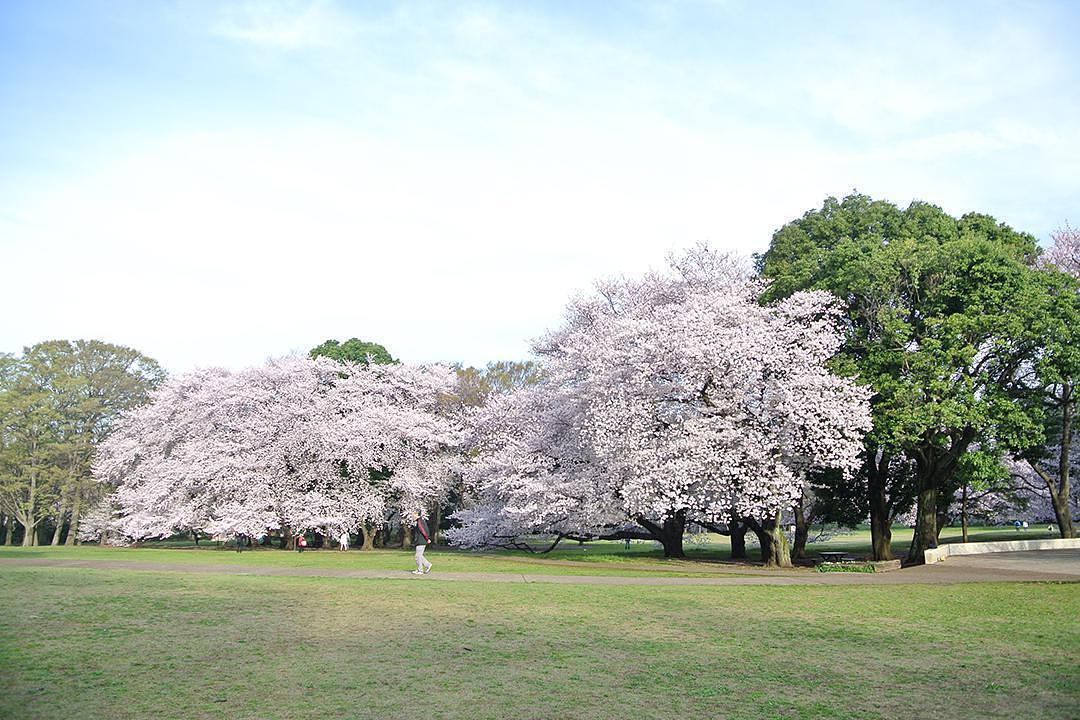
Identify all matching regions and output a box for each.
[86,356,462,541]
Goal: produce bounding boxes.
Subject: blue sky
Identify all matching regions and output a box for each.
[2,1,1078,371]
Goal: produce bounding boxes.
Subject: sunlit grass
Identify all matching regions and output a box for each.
[0,567,1075,719]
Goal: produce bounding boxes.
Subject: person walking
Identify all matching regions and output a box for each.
[338,530,349,551]
[296,534,307,553]
[410,511,432,575]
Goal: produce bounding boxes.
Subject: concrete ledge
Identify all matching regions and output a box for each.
[924,537,1080,564]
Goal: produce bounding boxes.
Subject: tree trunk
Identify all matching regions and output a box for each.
[909,483,938,564]
[750,512,792,568]
[793,495,809,560]
[907,430,974,564]
[1034,458,1076,540]
[281,526,293,550]
[729,517,748,560]
[1054,384,1074,539]
[1,515,10,546]
[961,483,969,543]
[51,497,67,546]
[402,524,413,549]
[22,465,38,547]
[868,450,894,561]
[360,524,376,551]
[636,511,686,558]
[65,485,83,546]
[1049,490,1075,539]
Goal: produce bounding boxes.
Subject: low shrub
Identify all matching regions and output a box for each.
[817,561,876,573]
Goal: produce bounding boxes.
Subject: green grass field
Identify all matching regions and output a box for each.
[2,527,1075,719]
[0,544,732,577]
[0,566,1076,720]
[0,524,1057,577]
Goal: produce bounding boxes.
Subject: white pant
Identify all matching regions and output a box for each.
[415,544,432,572]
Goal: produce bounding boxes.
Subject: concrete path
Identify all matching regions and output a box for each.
[939,549,1080,576]
[2,551,1078,586]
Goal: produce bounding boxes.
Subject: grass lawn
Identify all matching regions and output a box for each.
[0,545,736,577]
[0,524,1055,576]
[0,567,1076,719]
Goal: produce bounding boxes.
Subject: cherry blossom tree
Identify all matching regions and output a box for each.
[87,357,462,546]
[1042,224,1080,277]
[450,246,872,565]
[448,382,630,553]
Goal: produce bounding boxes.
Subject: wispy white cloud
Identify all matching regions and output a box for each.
[212,0,357,50]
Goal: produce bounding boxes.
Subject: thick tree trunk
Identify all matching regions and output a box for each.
[868,451,894,561]
[793,495,809,560]
[65,485,82,546]
[909,483,938,564]
[908,429,974,564]
[1034,461,1075,540]
[1029,462,1075,540]
[402,524,413,549]
[870,507,893,561]
[729,517,748,559]
[281,526,293,550]
[1050,492,1075,539]
[360,524,376,551]
[744,514,792,567]
[636,511,686,558]
[761,513,793,568]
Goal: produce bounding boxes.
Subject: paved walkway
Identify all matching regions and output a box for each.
[939,549,1080,576]
[2,551,1078,586]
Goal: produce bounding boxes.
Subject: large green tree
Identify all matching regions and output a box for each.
[0,340,164,545]
[759,195,1062,563]
[0,358,64,546]
[309,338,395,366]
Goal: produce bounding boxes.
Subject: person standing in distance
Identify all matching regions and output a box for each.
[410,511,433,575]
